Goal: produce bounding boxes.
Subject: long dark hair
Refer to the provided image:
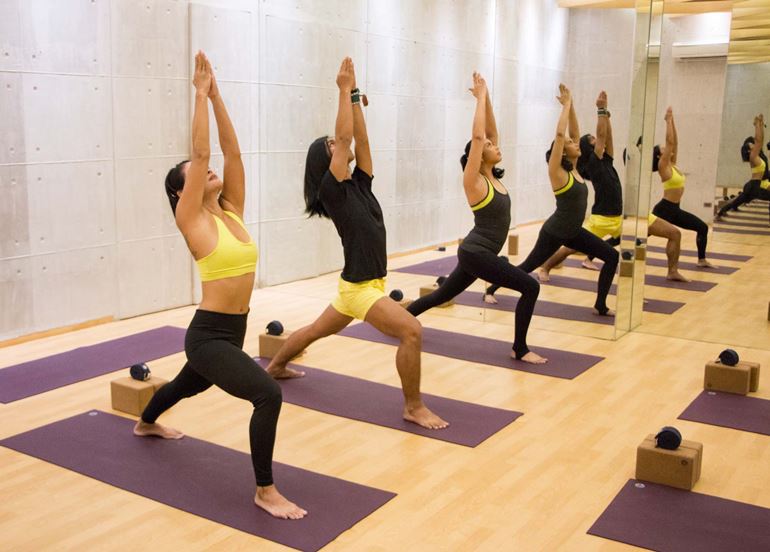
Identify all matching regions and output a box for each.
[459,140,504,178]
[652,145,662,172]
[741,136,755,162]
[545,140,574,172]
[304,136,331,218]
[576,134,594,179]
[164,160,189,215]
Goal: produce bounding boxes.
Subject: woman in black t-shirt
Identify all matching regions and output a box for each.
[265,58,447,430]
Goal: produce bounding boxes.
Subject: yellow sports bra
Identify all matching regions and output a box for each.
[196,211,258,282]
[751,158,766,177]
[662,166,685,191]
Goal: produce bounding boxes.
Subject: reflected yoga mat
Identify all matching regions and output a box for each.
[0,411,395,552]
[715,226,770,236]
[254,360,521,447]
[338,323,604,379]
[394,256,716,292]
[622,237,752,262]
[0,326,186,404]
[562,257,738,275]
[588,479,770,551]
[714,218,769,229]
[678,391,770,436]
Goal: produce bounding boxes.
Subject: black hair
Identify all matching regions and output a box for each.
[545,140,574,172]
[459,140,505,178]
[164,160,189,215]
[741,136,755,162]
[576,134,594,179]
[652,145,661,172]
[304,136,332,218]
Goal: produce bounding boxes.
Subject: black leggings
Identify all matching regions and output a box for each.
[718,180,770,221]
[141,309,282,487]
[490,227,619,315]
[406,247,540,358]
[653,198,708,260]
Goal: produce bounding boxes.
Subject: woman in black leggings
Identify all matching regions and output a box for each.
[134,52,306,520]
[406,72,545,364]
[491,84,618,316]
[716,115,770,223]
[651,107,715,267]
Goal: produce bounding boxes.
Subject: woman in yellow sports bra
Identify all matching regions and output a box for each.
[716,114,770,222]
[652,107,715,268]
[133,52,306,520]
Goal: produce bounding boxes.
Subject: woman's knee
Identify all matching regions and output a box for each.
[399,317,422,345]
[252,377,282,410]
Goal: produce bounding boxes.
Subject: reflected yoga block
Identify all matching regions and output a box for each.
[619,258,634,277]
[111,377,168,416]
[635,244,646,261]
[258,332,305,360]
[507,234,519,256]
[704,361,751,395]
[419,286,454,308]
[636,434,703,490]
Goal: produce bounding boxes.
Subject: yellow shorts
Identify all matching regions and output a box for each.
[648,213,658,226]
[331,277,387,321]
[585,214,622,239]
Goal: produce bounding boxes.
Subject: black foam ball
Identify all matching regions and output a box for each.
[655,426,682,450]
[266,320,284,336]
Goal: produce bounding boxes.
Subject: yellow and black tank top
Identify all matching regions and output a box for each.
[751,157,766,179]
[662,166,685,190]
[196,211,257,282]
[542,172,588,239]
[460,176,511,253]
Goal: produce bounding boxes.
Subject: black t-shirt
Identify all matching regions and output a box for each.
[320,167,387,283]
[587,152,623,216]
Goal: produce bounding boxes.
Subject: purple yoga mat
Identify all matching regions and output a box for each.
[338,323,604,379]
[0,411,395,552]
[588,479,770,551]
[394,256,716,292]
[720,213,766,222]
[254,360,521,447]
[562,257,738,275]
[537,276,684,314]
[678,391,770,436]
[621,236,752,261]
[715,219,770,229]
[0,326,186,404]
[715,226,770,236]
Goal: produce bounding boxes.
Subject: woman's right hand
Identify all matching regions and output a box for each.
[192,51,212,95]
[556,83,571,106]
[469,72,487,99]
[664,106,673,122]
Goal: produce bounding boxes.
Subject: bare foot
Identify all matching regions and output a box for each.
[581,259,600,271]
[255,485,307,520]
[697,259,717,269]
[133,421,184,439]
[510,351,548,364]
[403,404,449,429]
[537,269,550,283]
[714,215,723,222]
[593,308,615,317]
[666,271,690,282]
[268,366,306,379]
[483,293,498,304]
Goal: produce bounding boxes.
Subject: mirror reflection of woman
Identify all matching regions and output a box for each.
[651,107,716,268]
[715,115,770,224]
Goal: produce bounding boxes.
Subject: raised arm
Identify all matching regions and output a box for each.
[594,91,608,159]
[658,107,674,177]
[549,84,572,188]
[350,60,372,177]
[206,57,245,216]
[485,88,499,146]
[669,108,678,164]
[751,115,764,165]
[463,72,487,200]
[176,51,211,229]
[329,58,355,182]
[568,91,580,141]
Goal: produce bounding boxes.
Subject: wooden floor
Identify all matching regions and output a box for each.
[2,220,769,551]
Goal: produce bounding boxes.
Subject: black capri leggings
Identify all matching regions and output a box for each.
[406,247,540,359]
[718,180,770,222]
[141,309,282,487]
[489,227,619,315]
[653,198,709,260]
